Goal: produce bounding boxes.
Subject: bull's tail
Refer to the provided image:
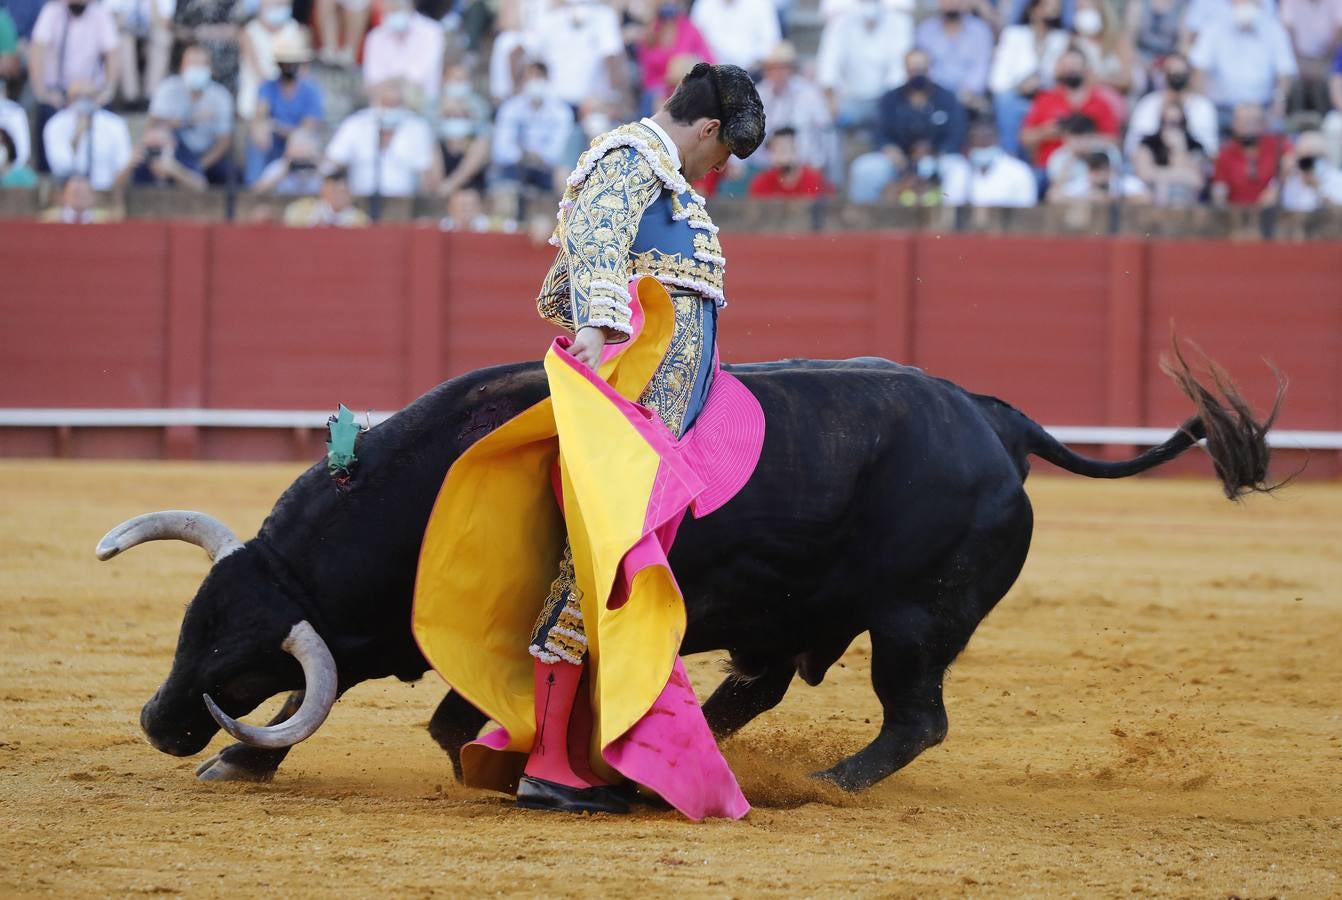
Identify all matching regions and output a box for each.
[984,340,1286,500]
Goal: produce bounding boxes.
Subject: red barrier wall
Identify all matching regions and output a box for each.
[2,221,1339,473]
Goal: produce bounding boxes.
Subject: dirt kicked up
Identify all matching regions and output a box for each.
[1,460,1340,897]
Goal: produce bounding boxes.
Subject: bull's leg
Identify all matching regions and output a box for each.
[194,690,305,782]
[427,690,489,782]
[701,660,796,740]
[812,621,950,791]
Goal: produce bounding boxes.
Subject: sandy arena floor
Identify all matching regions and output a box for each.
[1,460,1340,897]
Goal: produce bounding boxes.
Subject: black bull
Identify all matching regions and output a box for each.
[118,353,1277,790]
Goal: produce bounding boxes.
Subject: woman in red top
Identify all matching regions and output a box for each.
[1211,103,1289,207]
[748,127,831,197]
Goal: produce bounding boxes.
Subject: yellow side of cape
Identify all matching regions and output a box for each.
[411,279,684,790]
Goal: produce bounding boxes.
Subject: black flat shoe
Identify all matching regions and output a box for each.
[515,776,631,815]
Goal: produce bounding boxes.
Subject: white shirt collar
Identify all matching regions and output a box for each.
[640,116,681,171]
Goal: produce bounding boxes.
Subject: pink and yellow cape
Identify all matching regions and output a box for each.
[411,278,764,820]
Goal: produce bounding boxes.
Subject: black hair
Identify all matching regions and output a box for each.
[768,126,797,143]
[0,129,16,165]
[325,166,350,183]
[1060,112,1098,135]
[663,63,766,159]
[1085,149,1112,170]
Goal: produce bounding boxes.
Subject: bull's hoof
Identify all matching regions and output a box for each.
[515,776,630,815]
[810,765,867,793]
[194,753,276,783]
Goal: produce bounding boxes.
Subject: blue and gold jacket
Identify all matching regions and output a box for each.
[537,122,727,341]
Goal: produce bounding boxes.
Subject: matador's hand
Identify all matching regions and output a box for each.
[571,326,607,370]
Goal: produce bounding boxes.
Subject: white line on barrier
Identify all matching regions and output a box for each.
[0,410,1339,449]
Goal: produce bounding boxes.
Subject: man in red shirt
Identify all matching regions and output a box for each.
[1020,49,1120,168]
[748,127,830,197]
[1211,103,1289,206]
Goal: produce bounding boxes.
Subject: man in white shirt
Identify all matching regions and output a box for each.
[43,78,132,190]
[815,0,912,130]
[530,0,624,107]
[148,43,235,183]
[1189,0,1297,121]
[325,79,436,197]
[492,60,575,192]
[755,41,835,172]
[940,121,1038,207]
[1124,53,1218,159]
[361,0,445,110]
[691,0,781,70]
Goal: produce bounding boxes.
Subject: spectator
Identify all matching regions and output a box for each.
[148,43,234,184]
[755,41,834,173]
[1279,130,1342,210]
[1125,0,1191,84]
[1182,0,1278,40]
[0,94,29,168]
[1132,102,1208,205]
[1071,0,1133,99]
[238,0,299,120]
[1043,111,1113,187]
[362,0,445,110]
[1279,0,1342,115]
[245,27,323,183]
[0,127,38,186]
[441,63,492,126]
[284,166,370,225]
[914,0,994,113]
[173,0,245,93]
[434,84,490,197]
[1020,49,1120,168]
[492,61,574,196]
[40,173,114,220]
[531,0,625,109]
[441,185,517,231]
[313,0,368,67]
[325,78,436,197]
[1211,102,1289,206]
[989,0,1070,159]
[1124,52,1218,159]
[556,95,614,173]
[689,0,780,71]
[748,127,830,197]
[29,0,119,169]
[42,78,133,189]
[848,48,967,202]
[104,0,171,107]
[1189,0,1297,124]
[815,0,912,132]
[940,121,1040,207]
[638,0,714,112]
[125,123,208,189]
[251,127,324,193]
[0,8,20,90]
[1047,148,1148,201]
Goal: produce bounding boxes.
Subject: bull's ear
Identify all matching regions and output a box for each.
[96,511,244,563]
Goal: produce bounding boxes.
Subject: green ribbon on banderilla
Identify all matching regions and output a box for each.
[325,404,366,480]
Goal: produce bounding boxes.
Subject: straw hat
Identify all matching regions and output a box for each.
[272,25,313,64]
[761,41,797,68]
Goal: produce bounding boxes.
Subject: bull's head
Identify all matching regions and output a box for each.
[97,511,337,757]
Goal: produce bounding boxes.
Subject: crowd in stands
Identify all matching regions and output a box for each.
[1,0,1341,228]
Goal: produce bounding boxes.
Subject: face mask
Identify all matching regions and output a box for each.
[278,63,300,80]
[262,5,292,25]
[968,146,998,168]
[1298,155,1317,173]
[385,9,411,32]
[67,1,87,15]
[916,156,937,180]
[942,9,962,21]
[858,0,880,22]
[1059,72,1084,90]
[439,117,475,139]
[1166,71,1189,91]
[377,106,406,129]
[1043,14,1063,28]
[183,65,212,90]
[445,81,473,99]
[1238,133,1259,147]
[1231,3,1256,27]
[906,73,930,91]
[1074,8,1102,35]
[581,113,612,137]
[523,78,548,101]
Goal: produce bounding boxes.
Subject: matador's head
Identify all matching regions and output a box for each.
[664,63,766,181]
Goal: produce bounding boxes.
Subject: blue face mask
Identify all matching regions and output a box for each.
[968,146,998,168]
[916,155,938,180]
[262,5,292,25]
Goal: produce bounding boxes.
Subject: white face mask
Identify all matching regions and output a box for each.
[1074,7,1102,35]
[183,65,211,90]
[1231,3,1256,27]
[581,113,612,138]
[377,106,407,129]
[858,0,881,22]
[439,116,475,139]
[262,5,292,25]
[968,145,998,168]
[523,78,548,101]
[385,9,411,32]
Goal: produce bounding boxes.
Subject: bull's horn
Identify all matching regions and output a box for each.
[96,510,244,563]
[202,621,338,749]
